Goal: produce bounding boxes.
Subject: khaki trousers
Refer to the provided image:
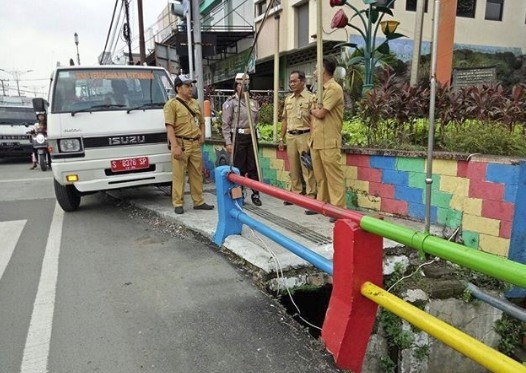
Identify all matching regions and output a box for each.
[311,147,345,208]
[171,139,205,208]
[286,132,316,197]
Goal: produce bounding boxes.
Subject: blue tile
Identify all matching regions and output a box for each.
[504,184,518,203]
[382,169,409,186]
[395,185,423,203]
[370,155,396,170]
[487,163,519,185]
[409,203,437,223]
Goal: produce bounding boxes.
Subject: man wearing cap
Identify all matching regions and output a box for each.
[221,73,262,206]
[279,70,317,211]
[164,75,214,214]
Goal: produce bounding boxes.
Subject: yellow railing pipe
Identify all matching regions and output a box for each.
[361,282,526,373]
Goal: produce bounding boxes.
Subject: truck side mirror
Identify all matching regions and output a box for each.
[32,98,49,114]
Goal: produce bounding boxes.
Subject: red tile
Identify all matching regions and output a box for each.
[369,182,395,198]
[482,200,515,221]
[276,149,288,160]
[358,167,382,182]
[347,154,370,167]
[469,181,504,200]
[500,220,513,239]
[381,198,408,216]
[457,161,468,177]
[466,161,487,180]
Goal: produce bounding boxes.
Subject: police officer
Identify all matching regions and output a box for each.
[221,74,262,206]
[279,70,317,211]
[164,75,214,215]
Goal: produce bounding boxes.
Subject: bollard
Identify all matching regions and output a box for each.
[321,218,383,372]
[213,166,243,246]
[204,99,212,139]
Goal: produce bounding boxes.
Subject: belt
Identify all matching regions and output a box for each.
[176,135,200,141]
[232,128,251,135]
[288,129,310,135]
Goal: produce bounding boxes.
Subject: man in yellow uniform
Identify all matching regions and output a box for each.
[279,70,317,211]
[164,75,214,214]
[309,58,345,221]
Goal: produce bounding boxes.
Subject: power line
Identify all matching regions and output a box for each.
[100,0,120,64]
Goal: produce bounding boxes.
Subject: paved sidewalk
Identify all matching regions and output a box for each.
[109,181,443,278]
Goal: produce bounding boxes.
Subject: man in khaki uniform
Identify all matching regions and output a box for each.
[164,75,214,214]
[309,58,345,219]
[279,70,317,210]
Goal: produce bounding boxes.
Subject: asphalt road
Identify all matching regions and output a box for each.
[0,158,339,373]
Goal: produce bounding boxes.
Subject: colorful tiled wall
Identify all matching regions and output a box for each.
[202,143,524,259]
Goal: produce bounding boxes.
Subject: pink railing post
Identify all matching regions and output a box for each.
[321,219,383,372]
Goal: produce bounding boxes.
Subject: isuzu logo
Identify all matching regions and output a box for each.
[108,135,146,145]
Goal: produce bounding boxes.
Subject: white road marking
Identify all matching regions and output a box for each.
[20,203,64,373]
[0,178,53,184]
[0,220,27,281]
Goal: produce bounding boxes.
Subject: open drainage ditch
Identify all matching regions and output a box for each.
[279,284,333,339]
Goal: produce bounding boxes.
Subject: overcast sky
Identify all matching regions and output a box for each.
[0,0,169,97]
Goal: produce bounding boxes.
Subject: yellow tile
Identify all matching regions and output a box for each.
[462,214,500,236]
[450,193,464,210]
[358,194,381,210]
[269,158,284,170]
[276,170,289,182]
[351,180,369,192]
[463,198,482,216]
[343,165,358,180]
[440,176,469,196]
[479,234,510,257]
[426,159,457,176]
[262,147,276,158]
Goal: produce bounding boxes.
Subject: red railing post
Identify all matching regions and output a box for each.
[321,219,383,372]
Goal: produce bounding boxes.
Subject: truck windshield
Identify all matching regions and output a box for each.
[0,106,34,125]
[51,69,174,114]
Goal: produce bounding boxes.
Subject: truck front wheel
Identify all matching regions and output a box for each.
[54,179,81,212]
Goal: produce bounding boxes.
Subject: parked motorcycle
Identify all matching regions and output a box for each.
[28,128,50,171]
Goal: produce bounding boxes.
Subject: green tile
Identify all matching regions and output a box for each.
[437,208,462,228]
[431,190,452,208]
[462,231,479,249]
[396,157,425,172]
[409,172,440,191]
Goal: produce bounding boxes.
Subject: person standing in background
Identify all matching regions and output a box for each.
[309,58,345,221]
[279,70,317,213]
[164,75,214,215]
[222,74,262,206]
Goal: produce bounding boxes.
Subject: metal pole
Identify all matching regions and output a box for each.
[410,0,426,86]
[74,33,81,66]
[123,0,133,65]
[0,79,6,95]
[272,15,280,143]
[186,6,194,77]
[424,0,441,233]
[245,91,263,182]
[137,0,146,64]
[191,0,204,109]
[316,0,323,105]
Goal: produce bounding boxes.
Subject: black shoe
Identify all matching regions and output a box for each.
[283,201,293,206]
[194,203,214,210]
[174,206,184,214]
[251,194,262,206]
[30,164,37,170]
[305,210,318,215]
[329,217,337,223]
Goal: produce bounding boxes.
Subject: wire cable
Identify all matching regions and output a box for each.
[100,0,120,64]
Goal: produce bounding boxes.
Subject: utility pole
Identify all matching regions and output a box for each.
[191,0,204,108]
[123,0,134,65]
[0,79,7,95]
[410,0,426,86]
[137,0,146,64]
[74,32,81,65]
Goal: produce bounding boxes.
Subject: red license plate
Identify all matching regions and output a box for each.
[110,157,149,172]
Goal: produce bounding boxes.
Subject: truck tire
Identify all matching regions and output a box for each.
[54,179,81,212]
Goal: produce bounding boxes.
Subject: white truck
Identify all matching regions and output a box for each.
[0,96,35,159]
[35,65,175,211]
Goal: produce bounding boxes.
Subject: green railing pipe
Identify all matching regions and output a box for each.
[360,215,526,289]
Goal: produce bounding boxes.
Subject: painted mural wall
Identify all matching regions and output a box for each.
[202,143,525,261]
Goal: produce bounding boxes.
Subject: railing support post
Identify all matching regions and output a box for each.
[321,219,383,372]
[213,165,243,246]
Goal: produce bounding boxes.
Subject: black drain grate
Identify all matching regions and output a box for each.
[244,204,332,246]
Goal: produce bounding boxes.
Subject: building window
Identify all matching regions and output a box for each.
[376,0,395,8]
[296,3,309,48]
[485,0,503,21]
[406,0,429,12]
[457,0,477,18]
[255,0,267,18]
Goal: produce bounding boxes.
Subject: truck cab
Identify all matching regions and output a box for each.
[39,65,175,211]
[0,96,35,159]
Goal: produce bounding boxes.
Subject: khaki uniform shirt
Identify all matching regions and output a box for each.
[310,78,344,150]
[222,94,259,146]
[282,89,315,131]
[163,95,204,138]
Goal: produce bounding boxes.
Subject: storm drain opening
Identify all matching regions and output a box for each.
[279,284,333,339]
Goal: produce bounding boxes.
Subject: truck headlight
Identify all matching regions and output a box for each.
[58,138,82,152]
